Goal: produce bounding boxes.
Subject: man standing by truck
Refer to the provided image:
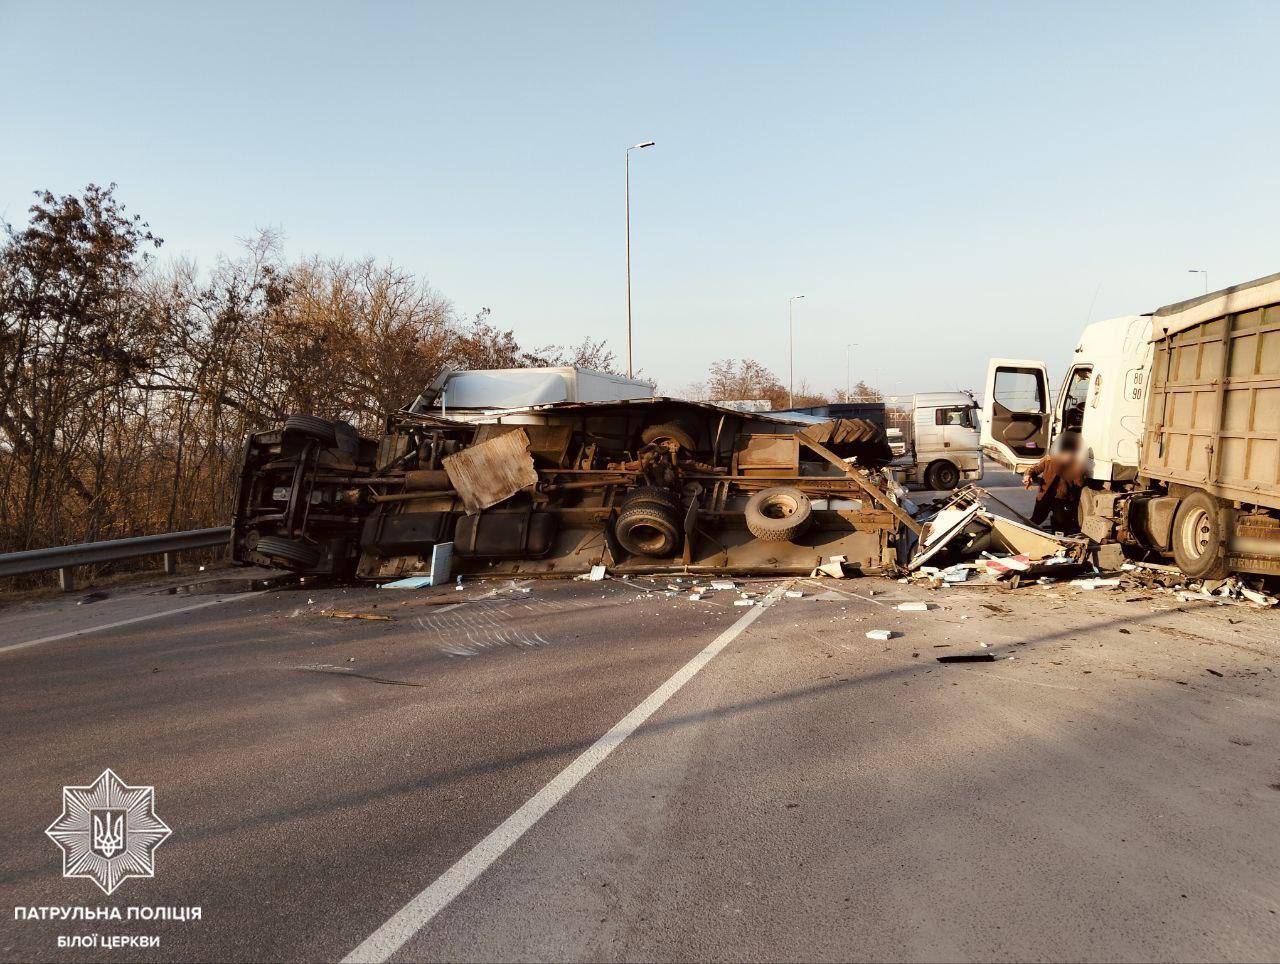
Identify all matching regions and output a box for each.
[1022,441,1085,534]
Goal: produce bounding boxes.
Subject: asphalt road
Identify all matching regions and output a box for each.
[2,470,1278,962]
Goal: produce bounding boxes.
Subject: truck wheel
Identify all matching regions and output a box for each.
[640,422,697,452]
[254,535,321,570]
[924,460,960,491]
[283,415,338,445]
[1172,491,1232,580]
[744,486,813,542]
[622,485,681,512]
[615,502,683,557]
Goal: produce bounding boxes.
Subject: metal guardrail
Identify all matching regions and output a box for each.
[0,527,231,591]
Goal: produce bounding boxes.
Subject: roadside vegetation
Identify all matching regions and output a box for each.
[0,185,613,566]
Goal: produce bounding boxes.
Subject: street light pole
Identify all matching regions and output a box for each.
[788,295,805,408]
[625,140,656,379]
[1188,268,1209,295]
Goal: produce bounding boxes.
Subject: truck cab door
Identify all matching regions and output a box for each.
[980,359,1052,471]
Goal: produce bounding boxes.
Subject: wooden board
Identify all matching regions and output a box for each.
[443,428,538,513]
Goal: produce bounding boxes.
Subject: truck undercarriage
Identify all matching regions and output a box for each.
[230,399,915,581]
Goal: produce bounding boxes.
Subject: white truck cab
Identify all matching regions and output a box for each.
[895,391,984,490]
[980,315,1153,480]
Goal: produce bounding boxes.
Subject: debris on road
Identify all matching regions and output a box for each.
[909,488,1088,579]
[866,629,900,640]
[896,601,937,612]
[317,610,393,621]
[1070,577,1123,589]
[937,652,997,663]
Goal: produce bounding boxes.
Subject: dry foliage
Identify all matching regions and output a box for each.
[0,185,623,572]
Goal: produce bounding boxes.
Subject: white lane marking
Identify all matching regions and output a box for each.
[0,593,263,656]
[343,581,790,963]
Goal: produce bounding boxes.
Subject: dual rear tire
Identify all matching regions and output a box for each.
[614,487,684,557]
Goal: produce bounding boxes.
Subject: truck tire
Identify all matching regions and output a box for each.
[283,415,338,445]
[1171,490,1232,580]
[614,502,683,557]
[640,422,697,452]
[622,485,681,512]
[924,460,961,491]
[254,535,321,570]
[744,486,813,542]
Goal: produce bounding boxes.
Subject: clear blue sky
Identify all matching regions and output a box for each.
[3,0,1278,398]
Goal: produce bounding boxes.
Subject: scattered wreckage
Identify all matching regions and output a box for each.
[231,396,917,580]
[903,486,1279,606]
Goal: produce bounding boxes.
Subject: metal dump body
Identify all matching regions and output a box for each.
[1142,272,1280,508]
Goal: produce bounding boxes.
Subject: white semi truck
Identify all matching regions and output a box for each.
[979,270,1280,579]
[893,392,984,490]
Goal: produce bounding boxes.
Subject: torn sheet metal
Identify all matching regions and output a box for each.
[443,427,538,513]
[909,502,982,570]
[908,489,1088,572]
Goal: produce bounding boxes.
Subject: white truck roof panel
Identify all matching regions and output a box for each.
[440,367,653,409]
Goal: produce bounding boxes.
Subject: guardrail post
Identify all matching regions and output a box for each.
[58,567,74,593]
[163,551,177,576]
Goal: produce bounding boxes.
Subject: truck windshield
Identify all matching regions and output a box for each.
[1062,367,1092,432]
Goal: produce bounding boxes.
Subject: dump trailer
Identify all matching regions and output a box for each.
[980,270,1280,579]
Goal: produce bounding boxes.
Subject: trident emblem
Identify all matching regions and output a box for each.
[47,769,170,894]
[91,809,126,858]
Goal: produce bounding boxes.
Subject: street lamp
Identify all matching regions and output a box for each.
[788,295,805,408]
[845,343,858,398]
[625,140,656,379]
[1188,268,1209,295]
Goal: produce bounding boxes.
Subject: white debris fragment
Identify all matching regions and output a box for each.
[865,629,900,640]
[896,601,937,612]
[816,559,847,578]
[1071,577,1122,589]
[733,599,755,607]
[710,580,737,591]
[784,590,804,598]
[1239,586,1277,607]
[688,593,703,601]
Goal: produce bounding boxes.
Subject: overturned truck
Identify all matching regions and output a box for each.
[230,398,921,580]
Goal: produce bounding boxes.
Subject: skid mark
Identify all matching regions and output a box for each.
[414,601,556,657]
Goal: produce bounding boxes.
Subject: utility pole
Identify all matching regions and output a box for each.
[625,140,656,378]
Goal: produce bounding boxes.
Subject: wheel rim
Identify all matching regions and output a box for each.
[629,522,668,554]
[762,496,798,519]
[1182,506,1211,559]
